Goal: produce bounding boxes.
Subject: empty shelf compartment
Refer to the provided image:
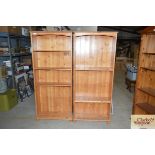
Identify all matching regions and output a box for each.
[136,103,155,114]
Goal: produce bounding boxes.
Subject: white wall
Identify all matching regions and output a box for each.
[69,26,97,31]
[46,26,97,31]
[46,26,61,31]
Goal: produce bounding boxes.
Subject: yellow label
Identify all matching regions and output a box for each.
[131,115,155,129]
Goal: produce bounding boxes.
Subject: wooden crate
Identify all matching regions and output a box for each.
[73,32,117,121]
[31,31,72,119]
[133,27,155,114]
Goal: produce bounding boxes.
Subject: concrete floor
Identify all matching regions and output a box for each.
[0,69,133,129]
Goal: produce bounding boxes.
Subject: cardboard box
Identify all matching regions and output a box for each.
[0,66,7,78]
[0,26,20,34]
[0,48,8,52]
[22,57,32,64]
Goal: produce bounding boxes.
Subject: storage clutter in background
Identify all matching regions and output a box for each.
[0,78,7,93]
[0,65,7,93]
[0,26,30,36]
[0,59,34,101]
[115,57,134,71]
[3,60,12,75]
[0,65,7,77]
[126,64,137,81]
[3,60,32,76]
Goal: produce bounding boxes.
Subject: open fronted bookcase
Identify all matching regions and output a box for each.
[31,32,73,119]
[133,27,155,114]
[73,32,117,121]
[31,31,117,122]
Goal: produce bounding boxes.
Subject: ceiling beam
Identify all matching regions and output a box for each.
[135,26,148,31]
[98,26,140,35]
[118,38,140,41]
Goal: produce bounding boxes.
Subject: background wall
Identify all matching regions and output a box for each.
[46,26,97,31]
[69,26,97,31]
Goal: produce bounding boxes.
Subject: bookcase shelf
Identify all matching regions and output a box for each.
[37,82,72,87]
[33,50,71,52]
[34,67,72,70]
[141,67,155,71]
[75,66,113,71]
[142,52,155,55]
[75,96,111,103]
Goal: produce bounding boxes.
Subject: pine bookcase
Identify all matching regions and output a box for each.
[31,31,117,122]
[73,32,117,121]
[133,27,155,114]
[31,32,73,119]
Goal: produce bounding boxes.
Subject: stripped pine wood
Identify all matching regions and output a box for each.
[133,28,155,114]
[31,31,72,119]
[31,31,117,122]
[73,32,117,121]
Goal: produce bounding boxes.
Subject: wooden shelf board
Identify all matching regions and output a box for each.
[31,31,72,36]
[141,67,155,71]
[74,32,117,37]
[74,96,111,103]
[34,67,72,70]
[37,82,72,87]
[136,103,155,114]
[33,50,71,52]
[139,87,155,97]
[75,66,113,71]
[143,52,155,55]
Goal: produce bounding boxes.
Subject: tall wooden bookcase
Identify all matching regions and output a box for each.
[31,31,117,121]
[133,28,155,114]
[73,32,117,121]
[31,32,73,119]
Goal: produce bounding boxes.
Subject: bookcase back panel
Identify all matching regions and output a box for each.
[74,36,115,68]
[142,35,155,54]
[75,71,112,98]
[33,52,72,68]
[140,69,155,89]
[74,103,110,120]
[135,90,149,103]
[141,54,155,68]
[32,35,71,51]
[148,96,155,106]
[35,70,71,84]
[36,85,71,116]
